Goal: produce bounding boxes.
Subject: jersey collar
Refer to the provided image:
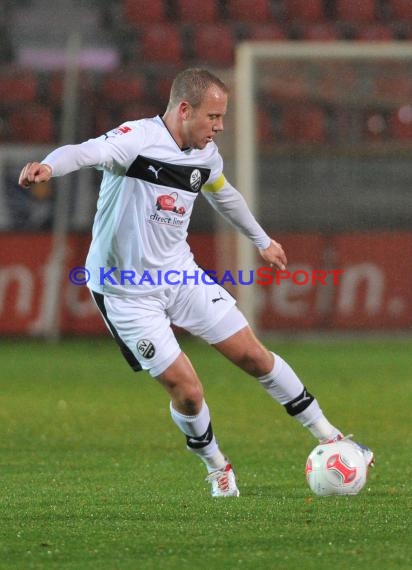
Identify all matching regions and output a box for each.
[158,115,192,153]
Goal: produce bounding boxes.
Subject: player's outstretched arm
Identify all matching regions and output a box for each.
[18,128,141,187]
[18,162,52,188]
[258,239,287,271]
[202,176,287,270]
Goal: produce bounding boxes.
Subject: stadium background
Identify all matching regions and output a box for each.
[1,0,412,336]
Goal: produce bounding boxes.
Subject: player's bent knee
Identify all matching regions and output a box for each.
[179,396,202,415]
[156,370,204,414]
[171,384,204,415]
[181,382,204,406]
[237,345,273,376]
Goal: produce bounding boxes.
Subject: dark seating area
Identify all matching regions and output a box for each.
[1,0,412,145]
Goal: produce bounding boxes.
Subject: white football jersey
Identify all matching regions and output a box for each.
[51,116,223,295]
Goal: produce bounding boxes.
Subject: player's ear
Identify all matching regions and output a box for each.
[179,101,192,120]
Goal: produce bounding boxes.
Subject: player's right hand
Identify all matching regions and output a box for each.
[258,239,287,271]
[18,162,52,188]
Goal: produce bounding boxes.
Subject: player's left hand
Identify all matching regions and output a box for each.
[258,239,287,271]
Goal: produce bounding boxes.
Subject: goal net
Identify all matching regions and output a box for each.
[234,42,412,332]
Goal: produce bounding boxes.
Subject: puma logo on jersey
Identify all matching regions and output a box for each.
[148,165,163,179]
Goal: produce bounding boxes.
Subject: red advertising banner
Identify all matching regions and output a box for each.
[0,232,411,334]
[0,234,104,335]
[0,233,217,335]
[330,232,412,329]
[257,231,412,330]
[258,233,327,330]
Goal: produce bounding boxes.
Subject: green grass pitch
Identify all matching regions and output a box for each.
[0,337,411,569]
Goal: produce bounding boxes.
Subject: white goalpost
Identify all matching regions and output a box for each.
[234,41,412,332]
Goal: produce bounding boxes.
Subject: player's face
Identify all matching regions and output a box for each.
[182,86,227,150]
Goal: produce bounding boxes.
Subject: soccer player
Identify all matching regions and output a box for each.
[18,68,374,497]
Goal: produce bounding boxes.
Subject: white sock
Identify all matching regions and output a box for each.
[307,417,342,442]
[258,352,304,404]
[169,400,227,472]
[258,353,341,441]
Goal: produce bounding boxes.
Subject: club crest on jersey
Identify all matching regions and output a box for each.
[190,169,202,192]
[137,339,155,359]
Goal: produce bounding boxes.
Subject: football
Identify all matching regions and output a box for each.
[305,440,367,496]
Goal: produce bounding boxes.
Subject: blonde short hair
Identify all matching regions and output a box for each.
[167,68,228,110]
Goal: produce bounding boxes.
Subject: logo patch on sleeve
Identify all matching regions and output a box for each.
[105,125,133,139]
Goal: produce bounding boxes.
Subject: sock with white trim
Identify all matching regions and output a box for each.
[169,400,227,473]
[258,353,341,442]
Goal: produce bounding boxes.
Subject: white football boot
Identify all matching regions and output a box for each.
[206,463,240,497]
[328,434,375,468]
